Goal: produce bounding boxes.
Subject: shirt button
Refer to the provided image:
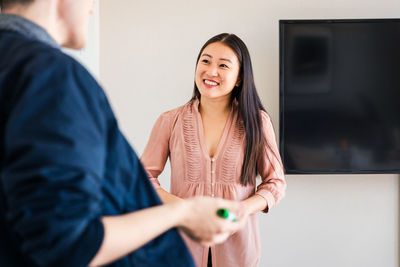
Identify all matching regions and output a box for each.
[211,158,215,162]
[211,170,215,174]
[211,183,215,186]
[211,194,215,197]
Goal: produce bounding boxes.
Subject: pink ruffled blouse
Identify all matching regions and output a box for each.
[141,99,286,267]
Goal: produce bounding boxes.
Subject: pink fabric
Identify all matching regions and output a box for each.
[141,99,286,267]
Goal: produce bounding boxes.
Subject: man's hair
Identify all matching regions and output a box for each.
[0,0,34,9]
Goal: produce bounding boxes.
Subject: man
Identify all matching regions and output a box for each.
[0,0,243,266]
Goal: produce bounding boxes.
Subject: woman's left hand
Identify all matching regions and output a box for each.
[229,201,250,235]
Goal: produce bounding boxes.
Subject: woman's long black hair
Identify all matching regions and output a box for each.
[192,33,269,186]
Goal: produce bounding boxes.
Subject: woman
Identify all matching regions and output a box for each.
[141,33,286,267]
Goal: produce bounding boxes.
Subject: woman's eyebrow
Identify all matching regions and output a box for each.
[201,54,232,63]
[220,58,232,63]
[201,53,212,58]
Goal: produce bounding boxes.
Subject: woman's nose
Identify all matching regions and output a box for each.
[206,65,218,77]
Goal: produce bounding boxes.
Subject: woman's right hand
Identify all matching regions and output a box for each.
[174,196,245,246]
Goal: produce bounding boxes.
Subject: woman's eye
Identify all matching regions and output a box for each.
[201,59,210,64]
[220,64,229,68]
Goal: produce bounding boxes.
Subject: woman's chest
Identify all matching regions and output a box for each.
[168,115,245,183]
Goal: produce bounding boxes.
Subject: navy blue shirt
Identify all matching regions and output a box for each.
[0,15,194,267]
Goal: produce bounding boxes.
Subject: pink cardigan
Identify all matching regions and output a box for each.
[141,99,286,267]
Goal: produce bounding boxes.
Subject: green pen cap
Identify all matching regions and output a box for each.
[217,208,238,222]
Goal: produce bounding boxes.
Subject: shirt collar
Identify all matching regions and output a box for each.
[0,13,60,49]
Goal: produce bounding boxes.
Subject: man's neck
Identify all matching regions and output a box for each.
[3,1,64,46]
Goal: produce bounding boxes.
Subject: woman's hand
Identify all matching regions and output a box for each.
[229,195,268,235]
[227,201,250,235]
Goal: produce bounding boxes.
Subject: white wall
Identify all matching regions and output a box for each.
[99,1,400,266]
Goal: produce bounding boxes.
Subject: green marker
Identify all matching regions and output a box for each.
[217,208,238,222]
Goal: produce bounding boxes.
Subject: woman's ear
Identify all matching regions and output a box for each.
[236,78,241,87]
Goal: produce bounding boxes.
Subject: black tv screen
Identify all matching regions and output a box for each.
[279,19,400,174]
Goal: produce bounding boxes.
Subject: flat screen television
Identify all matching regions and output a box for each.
[279,19,400,174]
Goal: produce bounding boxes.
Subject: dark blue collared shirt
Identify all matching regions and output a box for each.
[0,14,194,267]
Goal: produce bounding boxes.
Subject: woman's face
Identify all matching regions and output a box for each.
[195,42,241,101]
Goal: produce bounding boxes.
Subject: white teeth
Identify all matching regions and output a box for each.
[204,80,218,86]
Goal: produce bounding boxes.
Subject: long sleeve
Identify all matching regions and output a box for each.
[1,52,106,266]
[256,111,286,213]
[140,110,176,189]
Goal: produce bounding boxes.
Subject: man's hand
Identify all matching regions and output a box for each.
[175,196,246,246]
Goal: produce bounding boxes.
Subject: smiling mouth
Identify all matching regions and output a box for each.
[203,79,220,86]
